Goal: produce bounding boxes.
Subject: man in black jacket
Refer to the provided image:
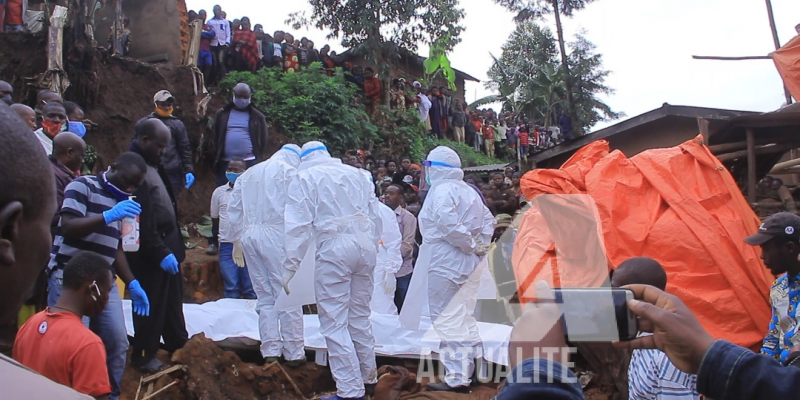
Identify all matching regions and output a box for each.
[208,83,268,254]
[133,90,195,201]
[127,119,188,373]
[212,83,268,186]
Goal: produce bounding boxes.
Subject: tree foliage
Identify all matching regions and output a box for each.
[221,65,379,154]
[495,0,595,21]
[290,0,465,74]
[566,33,620,130]
[493,0,598,132]
[486,22,618,132]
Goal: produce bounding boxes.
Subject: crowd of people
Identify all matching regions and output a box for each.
[187,5,576,162]
[5,69,800,400]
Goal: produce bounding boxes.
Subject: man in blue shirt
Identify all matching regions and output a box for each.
[744,212,800,362]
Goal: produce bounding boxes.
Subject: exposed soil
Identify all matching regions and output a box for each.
[0,31,286,224]
[181,247,225,303]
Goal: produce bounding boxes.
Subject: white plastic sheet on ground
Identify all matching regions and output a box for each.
[122,299,511,366]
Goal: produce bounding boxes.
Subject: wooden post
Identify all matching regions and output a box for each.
[764,0,793,105]
[112,0,123,55]
[48,6,69,94]
[747,128,757,203]
[697,117,710,144]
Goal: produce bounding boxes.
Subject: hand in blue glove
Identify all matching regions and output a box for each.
[185,172,195,189]
[127,279,150,316]
[160,253,180,275]
[102,199,141,224]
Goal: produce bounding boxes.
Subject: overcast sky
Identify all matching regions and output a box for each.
[188,0,799,131]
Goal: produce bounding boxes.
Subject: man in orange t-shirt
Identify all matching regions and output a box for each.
[14,252,113,399]
[363,67,382,115]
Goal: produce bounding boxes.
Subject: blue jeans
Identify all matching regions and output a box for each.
[48,271,128,400]
[496,358,584,400]
[219,242,256,298]
[394,273,412,312]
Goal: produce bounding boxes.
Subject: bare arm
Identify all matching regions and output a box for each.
[60,213,108,239]
[114,244,135,285]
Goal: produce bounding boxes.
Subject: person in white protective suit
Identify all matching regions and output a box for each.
[360,170,403,315]
[226,144,306,365]
[284,141,384,400]
[420,146,495,393]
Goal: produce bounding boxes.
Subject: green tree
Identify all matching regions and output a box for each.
[567,32,620,131]
[221,65,379,154]
[493,0,597,133]
[290,0,465,103]
[486,22,617,132]
[485,22,562,122]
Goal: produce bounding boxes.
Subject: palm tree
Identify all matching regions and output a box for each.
[493,0,597,134]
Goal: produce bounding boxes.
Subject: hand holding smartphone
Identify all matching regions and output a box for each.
[552,288,638,342]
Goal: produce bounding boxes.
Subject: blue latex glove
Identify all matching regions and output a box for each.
[160,253,180,275]
[127,279,150,316]
[185,172,195,189]
[102,199,141,224]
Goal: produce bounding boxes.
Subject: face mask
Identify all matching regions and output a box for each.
[41,120,64,137]
[154,107,173,117]
[100,170,133,202]
[1,95,11,105]
[226,172,242,184]
[425,174,432,186]
[233,97,250,109]
[68,121,87,138]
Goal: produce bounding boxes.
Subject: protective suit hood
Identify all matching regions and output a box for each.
[275,144,302,168]
[299,141,339,171]
[300,141,330,162]
[426,146,463,184]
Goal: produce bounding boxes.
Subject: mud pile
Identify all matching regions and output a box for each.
[0,32,285,223]
[118,334,335,400]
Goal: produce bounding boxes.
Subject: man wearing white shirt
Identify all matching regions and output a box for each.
[34,102,68,155]
[206,5,231,84]
[413,81,431,125]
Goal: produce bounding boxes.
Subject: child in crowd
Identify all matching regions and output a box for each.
[482,122,495,157]
[211,159,256,299]
[471,115,484,153]
[518,124,529,160]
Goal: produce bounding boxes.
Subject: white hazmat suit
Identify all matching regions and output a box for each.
[227,144,305,361]
[284,142,383,398]
[419,146,494,388]
[360,170,403,315]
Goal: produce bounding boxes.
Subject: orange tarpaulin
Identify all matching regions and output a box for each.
[773,34,800,102]
[513,136,774,349]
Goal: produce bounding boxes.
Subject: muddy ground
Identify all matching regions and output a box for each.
[131,249,618,400]
[0,31,287,223]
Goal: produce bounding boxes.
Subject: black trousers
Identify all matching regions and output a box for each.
[131,266,188,364]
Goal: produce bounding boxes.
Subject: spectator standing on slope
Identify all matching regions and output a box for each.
[133,90,195,201]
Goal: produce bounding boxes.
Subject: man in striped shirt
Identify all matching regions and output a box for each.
[47,152,151,400]
[611,257,700,400]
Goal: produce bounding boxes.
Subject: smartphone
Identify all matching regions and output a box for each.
[552,288,637,342]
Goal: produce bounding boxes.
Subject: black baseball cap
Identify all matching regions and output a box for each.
[744,212,800,246]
